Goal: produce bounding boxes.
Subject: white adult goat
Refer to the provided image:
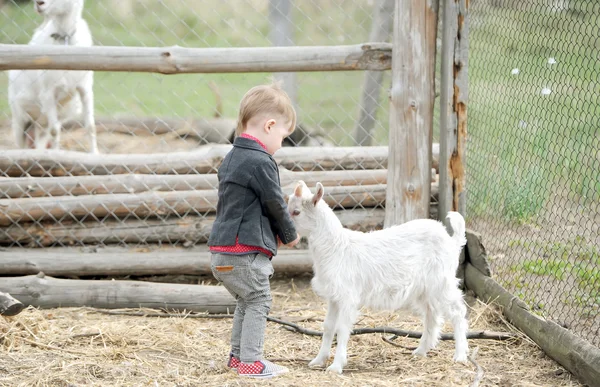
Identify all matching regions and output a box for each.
[287,181,469,374]
[8,0,97,153]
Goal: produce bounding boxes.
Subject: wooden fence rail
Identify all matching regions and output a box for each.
[0,43,392,73]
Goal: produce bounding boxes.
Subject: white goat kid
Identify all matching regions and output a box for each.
[8,0,97,153]
[287,181,469,374]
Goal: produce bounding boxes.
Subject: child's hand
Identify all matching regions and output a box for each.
[285,233,301,248]
[277,236,283,248]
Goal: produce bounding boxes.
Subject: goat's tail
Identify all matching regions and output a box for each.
[446,211,467,249]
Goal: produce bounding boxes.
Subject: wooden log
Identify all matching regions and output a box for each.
[0,184,390,226]
[0,146,391,177]
[465,264,600,387]
[64,116,237,143]
[385,0,438,227]
[0,43,392,73]
[438,0,469,221]
[0,248,314,277]
[0,169,389,198]
[0,291,25,316]
[0,145,440,178]
[0,208,389,247]
[0,273,235,313]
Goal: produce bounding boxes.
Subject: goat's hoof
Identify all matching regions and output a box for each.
[326,363,343,374]
[453,353,468,363]
[411,348,428,358]
[308,357,328,368]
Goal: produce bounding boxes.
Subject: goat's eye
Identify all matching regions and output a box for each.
[292,210,301,216]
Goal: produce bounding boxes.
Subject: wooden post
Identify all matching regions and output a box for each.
[385,0,439,227]
[269,0,298,110]
[353,0,395,146]
[438,0,469,222]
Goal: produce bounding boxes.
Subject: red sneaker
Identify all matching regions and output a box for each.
[237,360,289,378]
[227,353,241,370]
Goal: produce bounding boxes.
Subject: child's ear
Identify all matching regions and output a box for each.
[264,119,276,132]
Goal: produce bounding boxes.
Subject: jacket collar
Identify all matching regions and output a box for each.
[233,136,272,156]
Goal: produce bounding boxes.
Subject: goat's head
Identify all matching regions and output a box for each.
[287,180,324,235]
[34,0,84,17]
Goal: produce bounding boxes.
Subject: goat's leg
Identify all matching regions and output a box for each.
[11,109,30,149]
[446,291,469,362]
[327,303,358,374]
[413,305,443,357]
[308,300,339,368]
[37,92,60,150]
[77,83,98,154]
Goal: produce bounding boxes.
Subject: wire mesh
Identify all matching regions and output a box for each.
[467,0,599,346]
[0,0,395,249]
[1,0,597,353]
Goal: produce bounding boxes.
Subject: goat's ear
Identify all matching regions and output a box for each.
[312,182,324,206]
[294,181,303,197]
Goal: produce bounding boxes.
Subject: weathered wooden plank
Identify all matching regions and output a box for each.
[0,273,236,313]
[465,264,600,387]
[0,43,392,73]
[385,0,438,227]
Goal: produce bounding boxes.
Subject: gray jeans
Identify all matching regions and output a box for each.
[211,253,274,363]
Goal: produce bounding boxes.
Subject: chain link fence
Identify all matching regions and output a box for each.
[0,0,399,249]
[467,0,599,346]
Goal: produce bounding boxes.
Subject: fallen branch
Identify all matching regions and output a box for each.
[468,346,484,387]
[90,309,516,341]
[20,337,88,355]
[382,335,417,350]
[350,328,516,340]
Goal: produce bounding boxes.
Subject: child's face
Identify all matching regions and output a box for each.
[263,117,292,155]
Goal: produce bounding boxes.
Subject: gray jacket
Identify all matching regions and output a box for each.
[207,136,297,256]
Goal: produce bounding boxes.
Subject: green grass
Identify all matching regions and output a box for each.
[466,1,600,222]
[0,0,390,146]
[509,236,600,310]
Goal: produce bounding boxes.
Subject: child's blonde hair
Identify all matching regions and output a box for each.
[235,81,296,137]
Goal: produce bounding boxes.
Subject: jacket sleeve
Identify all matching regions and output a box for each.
[250,161,298,244]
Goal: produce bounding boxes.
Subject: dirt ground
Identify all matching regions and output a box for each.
[0,275,585,387]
